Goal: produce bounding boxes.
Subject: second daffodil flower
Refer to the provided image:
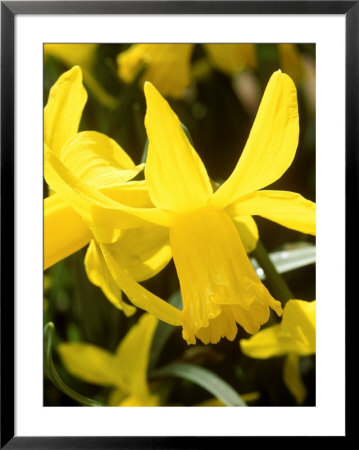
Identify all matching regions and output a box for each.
[59,314,160,406]
[94,70,316,345]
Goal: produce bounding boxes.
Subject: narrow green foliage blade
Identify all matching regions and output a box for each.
[44,322,104,407]
[150,363,247,406]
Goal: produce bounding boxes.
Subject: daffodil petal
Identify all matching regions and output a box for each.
[84,241,136,316]
[103,225,172,282]
[44,194,91,270]
[144,82,213,212]
[44,147,173,241]
[283,353,307,404]
[44,66,87,155]
[59,131,142,190]
[118,44,194,98]
[58,342,126,389]
[100,243,182,326]
[100,180,152,206]
[232,215,259,253]
[212,71,299,207]
[115,314,158,399]
[204,44,256,75]
[240,299,316,358]
[281,300,316,353]
[240,324,291,358]
[227,190,316,235]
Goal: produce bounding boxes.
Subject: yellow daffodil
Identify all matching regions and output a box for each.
[204,44,256,75]
[117,44,194,98]
[45,67,315,345]
[44,67,179,319]
[58,314,160,406]
[240,299,316,403]
[84,71,315,345]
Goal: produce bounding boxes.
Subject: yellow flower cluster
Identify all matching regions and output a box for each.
[44,65,315,350]
[44,51,316,404]
[44,67,315,344]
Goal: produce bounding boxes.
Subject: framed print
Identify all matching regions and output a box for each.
[1,1,355,447]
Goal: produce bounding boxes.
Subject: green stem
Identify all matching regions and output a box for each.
[253,240,294,303]
[44,322,104,407]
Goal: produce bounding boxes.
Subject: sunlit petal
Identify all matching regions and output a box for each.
[227,190,316,235]
[59,131,142,190]
[115,314,158,400]
[100,243,182,326]
[240,323,290,358]
[240,299,316,357]
[58,342,126,390]
[281,300,316,352]
[44,66,87,155]
[44,194,91,270]
[231,215,259,253]
[144,82,213,212]
[84,241,136,316]
[212,71,299,207]
[44,147,173,242]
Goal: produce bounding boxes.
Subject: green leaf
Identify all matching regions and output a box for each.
[150,363,247,407]
[252,240,294,303]
[250,243,316,280]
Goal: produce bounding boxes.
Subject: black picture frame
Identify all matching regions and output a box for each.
[1,1,355,447]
